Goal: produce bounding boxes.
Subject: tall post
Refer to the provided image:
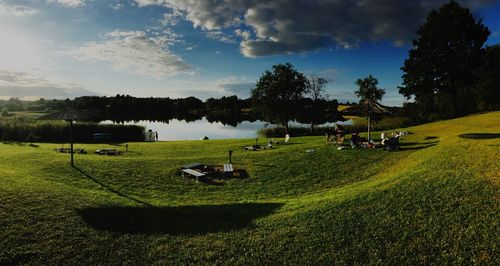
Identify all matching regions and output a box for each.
[367,115,371,142]
[69,120,74,166]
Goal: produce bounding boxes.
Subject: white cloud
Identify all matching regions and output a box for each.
[110,2,124,10]
[206,30,236,43]
[47,0,85,7]
[0,70,97,99]
[159,8,183,26]
[0,1,37,16]
[133,0,497,57]
[65,30,192,78]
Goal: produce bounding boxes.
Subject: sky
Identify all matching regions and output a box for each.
[0,0,499,106]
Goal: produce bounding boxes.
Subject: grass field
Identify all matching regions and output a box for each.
[1,112,499,264]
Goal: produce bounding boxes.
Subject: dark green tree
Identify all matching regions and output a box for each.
[307,75,329,101]
[1,107,9,117]
[300,75,331,133]
[251,63,308,134]
[295,98,339,134]
[354,74,385,102]
[399,1,490,121]
[5,97,24,111]
[475,45,500,111]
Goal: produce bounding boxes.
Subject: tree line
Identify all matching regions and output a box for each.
[2,1,498,133]
[399,0,499,121]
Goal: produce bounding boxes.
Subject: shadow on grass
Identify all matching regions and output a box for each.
[399,143,437,151]
[77,203,283,235]
[459,133,500,139]
[399,141,439,147]
[73,166,151,206]
[424,136,438,140]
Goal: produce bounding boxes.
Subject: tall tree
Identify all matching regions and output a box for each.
[251,63,308,134]
[399,1,490,120]
[475,45,500,111]
[354,74,385,102]
[301,75,330,132]
[307,75,329,100]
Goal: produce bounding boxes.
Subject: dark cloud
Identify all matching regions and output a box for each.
[139,0,496,57]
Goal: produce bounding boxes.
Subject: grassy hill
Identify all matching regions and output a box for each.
[1,112,498,264]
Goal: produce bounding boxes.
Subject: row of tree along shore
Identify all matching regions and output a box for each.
[1,1,498,142]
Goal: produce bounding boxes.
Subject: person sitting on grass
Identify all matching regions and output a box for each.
[325,126,335,143]
[334,124,345,145]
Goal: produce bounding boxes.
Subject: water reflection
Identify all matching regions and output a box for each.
[102,118,353,141]
[102,118,264,140]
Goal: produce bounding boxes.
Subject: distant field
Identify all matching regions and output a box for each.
[0,112,498,264]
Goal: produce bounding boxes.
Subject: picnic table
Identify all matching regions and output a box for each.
[181,168,205,182]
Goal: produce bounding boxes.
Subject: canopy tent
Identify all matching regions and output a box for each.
[38,107,95,166]
[342,99,391,141]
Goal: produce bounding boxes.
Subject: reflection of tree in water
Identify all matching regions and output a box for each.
[68,94,340,129]
[205,111,257,127]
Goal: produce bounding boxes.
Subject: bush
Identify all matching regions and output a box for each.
[258,116,413,138]
[1,107,9,117]
[0,121,145,143]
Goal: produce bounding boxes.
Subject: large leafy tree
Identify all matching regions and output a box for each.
[354,74,385,102]
[295,98,339,134]
[399,1,490,120]
[300,75,331,132]
[251,63,308,134]
[475,45,500,111]
[307,75,329,101]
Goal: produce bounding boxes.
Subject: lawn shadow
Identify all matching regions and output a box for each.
[77,203,283,235]
[399,143,437,151]
[424,136,438,140]
[73,166,151,206]
[459,133,500,139]
[398,140,439,151]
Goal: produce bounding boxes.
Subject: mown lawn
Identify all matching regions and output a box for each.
[0,112,499,264]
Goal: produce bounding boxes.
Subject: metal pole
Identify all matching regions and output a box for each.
[69,120,74,166]
[367,115,371,142]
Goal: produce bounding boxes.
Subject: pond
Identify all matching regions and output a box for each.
[102,118,353,141]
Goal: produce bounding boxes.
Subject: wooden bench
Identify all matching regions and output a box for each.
[181,168,205,182]
[223,164,233,178]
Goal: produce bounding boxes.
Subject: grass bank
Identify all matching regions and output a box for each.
[0,112,498,264]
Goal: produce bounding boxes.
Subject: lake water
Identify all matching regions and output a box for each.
[102,118,353,141]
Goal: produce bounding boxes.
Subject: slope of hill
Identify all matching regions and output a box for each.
[0,112,498,264]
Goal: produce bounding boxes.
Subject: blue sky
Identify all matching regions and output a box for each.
[0,0,498,106]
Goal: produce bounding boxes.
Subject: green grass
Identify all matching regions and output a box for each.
[1,112,499,264]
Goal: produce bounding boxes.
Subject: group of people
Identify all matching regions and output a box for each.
[325,124,403,150]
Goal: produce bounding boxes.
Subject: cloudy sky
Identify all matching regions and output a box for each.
[0,0,499,105]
